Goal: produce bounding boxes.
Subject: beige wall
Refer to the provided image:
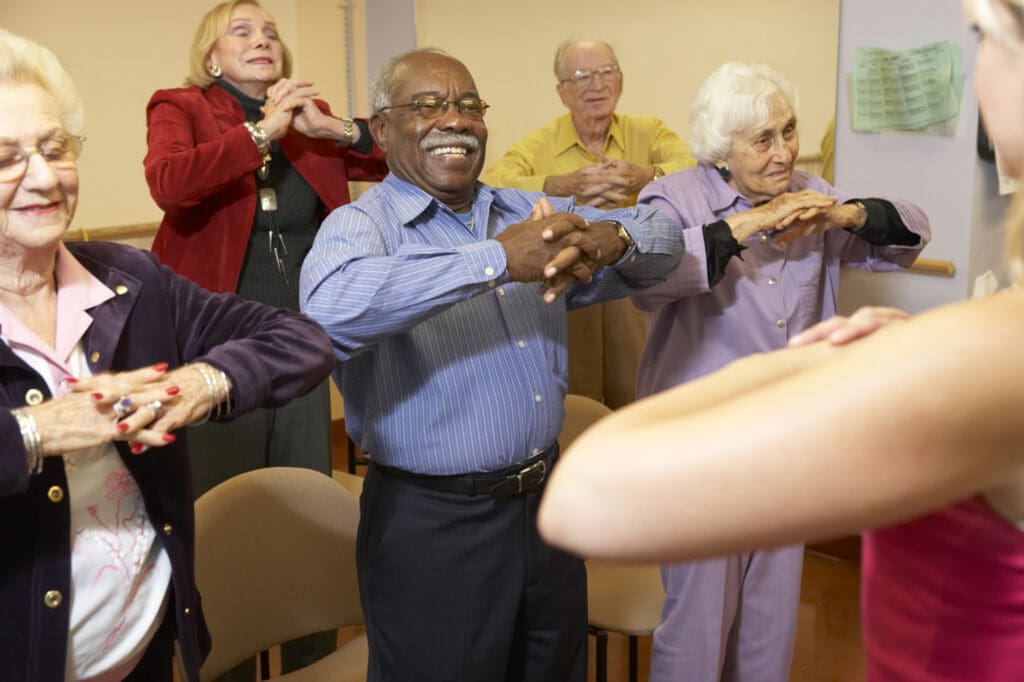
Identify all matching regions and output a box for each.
[417,0,840,168]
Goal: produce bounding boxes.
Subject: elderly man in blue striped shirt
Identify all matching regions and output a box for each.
[299,47,682,682]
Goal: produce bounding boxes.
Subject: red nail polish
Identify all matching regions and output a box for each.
[118,423,130,433]
[131,443,145,454]
[153,362,169,372]
[65,377,78,384]
[166,386,181,396]
[162,434,177,443]
[92,392,104,400]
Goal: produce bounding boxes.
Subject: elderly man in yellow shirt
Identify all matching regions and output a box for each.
[483,38,695,407]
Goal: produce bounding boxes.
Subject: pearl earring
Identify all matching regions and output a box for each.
[208,63,222,78]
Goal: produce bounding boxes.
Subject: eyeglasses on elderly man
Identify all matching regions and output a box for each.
[378,95,489,120]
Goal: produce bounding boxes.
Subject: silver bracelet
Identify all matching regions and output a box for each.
[12,408,43,475]
[216,368,233,419]
[194,364,233,423]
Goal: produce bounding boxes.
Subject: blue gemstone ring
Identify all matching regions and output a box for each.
[113,396,134,420]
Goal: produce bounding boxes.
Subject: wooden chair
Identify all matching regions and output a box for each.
[194,467,366,681]
[559,394,666,682]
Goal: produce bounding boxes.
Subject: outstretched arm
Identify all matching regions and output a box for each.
[539,291,1024,561]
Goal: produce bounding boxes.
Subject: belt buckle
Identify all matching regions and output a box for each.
[515,459,547,494]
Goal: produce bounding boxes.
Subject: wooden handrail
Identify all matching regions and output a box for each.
[907,257,956,277]
[67,220,958,280]
[64,221,160,243]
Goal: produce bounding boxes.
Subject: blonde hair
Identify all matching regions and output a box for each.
[971,0,1024,281]
[184,0,293,89]
[0,27,85,135]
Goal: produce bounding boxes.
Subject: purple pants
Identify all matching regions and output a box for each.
[648,545,804,682]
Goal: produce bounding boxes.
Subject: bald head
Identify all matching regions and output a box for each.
[553,39,618,81]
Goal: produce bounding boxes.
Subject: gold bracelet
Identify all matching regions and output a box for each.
[338,118,355,146]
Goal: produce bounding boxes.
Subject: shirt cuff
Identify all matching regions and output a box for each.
[843,198,920,247]
[703,220,746,287]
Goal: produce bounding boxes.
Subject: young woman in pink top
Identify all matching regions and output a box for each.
[539,0,1024,679]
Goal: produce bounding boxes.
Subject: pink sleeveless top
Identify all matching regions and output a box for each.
[862,497,1024,681]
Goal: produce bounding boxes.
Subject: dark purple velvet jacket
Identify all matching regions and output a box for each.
[0,241,334,681]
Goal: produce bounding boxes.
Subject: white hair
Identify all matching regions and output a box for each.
[370,47,450,113]
[0,27,85,135]
[688,62,798,165]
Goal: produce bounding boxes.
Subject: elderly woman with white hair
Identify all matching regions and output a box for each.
[0,28,334,681]
[626,62,931,681]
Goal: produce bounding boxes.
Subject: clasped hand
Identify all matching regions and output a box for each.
[28,363,222,458]
[496,198,625,303]
[548,158,654,208]
[259,78,338,141]
[727,191,865,245]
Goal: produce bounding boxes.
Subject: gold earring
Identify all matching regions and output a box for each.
[208,63,222,78]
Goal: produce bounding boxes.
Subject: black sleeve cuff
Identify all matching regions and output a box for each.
[351,120,374,154]
[844,198,920,247]
[704,220,746,287]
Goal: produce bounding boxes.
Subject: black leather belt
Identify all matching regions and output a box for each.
[373,444,559,497]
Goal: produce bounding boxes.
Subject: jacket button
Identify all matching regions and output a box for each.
[184,607,191,615]
[44,590,62,608]
[163,523,173,534]
[89,351,100,363]
[25,389,44,405]
[115,284,129,295]
[47,486,64,503]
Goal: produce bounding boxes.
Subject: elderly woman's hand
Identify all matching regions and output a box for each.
[259,78,320,141]
[774,201,867,245]
[724,190,838,243]
[33,362,230,456]
[20,364,177,458]
[87,363,230,453]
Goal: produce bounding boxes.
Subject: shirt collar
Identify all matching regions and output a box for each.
[697,163,749,214]
[553,113,624,157]
[382,173,516,225]
[0,242,114,375]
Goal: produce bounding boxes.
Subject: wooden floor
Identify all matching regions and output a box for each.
[586,551,863,682]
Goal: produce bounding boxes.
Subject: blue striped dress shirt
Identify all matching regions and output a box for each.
[300,174,682,474]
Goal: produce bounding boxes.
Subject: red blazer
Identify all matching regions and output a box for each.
[144,84,388,293]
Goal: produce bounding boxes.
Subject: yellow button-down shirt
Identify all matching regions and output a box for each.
[482,112,695,205]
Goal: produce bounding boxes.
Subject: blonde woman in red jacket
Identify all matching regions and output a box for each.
[143,1,387,677]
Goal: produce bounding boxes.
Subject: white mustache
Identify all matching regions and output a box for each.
[421,133,479,152]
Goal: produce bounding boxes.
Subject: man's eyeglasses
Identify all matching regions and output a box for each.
[0,134,84,183]
[379,96,490,120]
[560,64,621,87]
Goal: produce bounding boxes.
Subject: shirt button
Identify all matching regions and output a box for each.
[532,448,542,456]
[115,284,129,295]
[497,289,506,297]
[759,235,769,245]
[163,523,173,535]
[25,388,44,405]
[768,276,778,285]
[90,351,100,363]
[44,590,62,608]
[487,280,496,288]
[776,319,786,328]
[47,486,64,503]
[518,340,526,348]
[484,266,495,277]
[534,395,542,403]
